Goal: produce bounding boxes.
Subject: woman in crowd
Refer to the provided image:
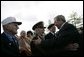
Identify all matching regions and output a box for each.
[18,30,31,56]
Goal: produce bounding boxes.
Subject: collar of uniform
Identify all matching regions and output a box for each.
[50,32,55,35]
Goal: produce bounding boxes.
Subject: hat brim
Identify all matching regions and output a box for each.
[39,27,46,29]
[32,27,46,30]
[13,22,22,25]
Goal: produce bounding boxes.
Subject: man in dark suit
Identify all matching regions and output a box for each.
[45,24,56,40]
[53,15,80,56]
[33,15,80,56]
[1,17,22,56]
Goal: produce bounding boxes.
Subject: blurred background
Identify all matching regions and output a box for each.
[1,1,83,36]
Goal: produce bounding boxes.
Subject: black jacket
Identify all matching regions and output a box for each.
[1,33,20,56]
[45,32,56,40]
[41,22,80,56]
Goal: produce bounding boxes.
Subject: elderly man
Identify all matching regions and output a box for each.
[53,15,80,56]
[1,17,22,56]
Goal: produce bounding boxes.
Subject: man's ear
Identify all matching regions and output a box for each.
[3,24,9,30]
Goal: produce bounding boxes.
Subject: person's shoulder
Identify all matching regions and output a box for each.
[66,23,79,33]
[1,32,8,43]
[45,32,51,37]
[1,32,4,35]
[1,32,6,38]
[66,22,74,26]
[32,36,38,40]
[66,22,76,28]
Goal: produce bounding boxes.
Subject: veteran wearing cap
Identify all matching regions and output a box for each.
[1,17,22,56]
[30,21,46,56]
[32,21,46,39]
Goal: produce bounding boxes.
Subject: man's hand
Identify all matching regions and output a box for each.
[65,43,79,51]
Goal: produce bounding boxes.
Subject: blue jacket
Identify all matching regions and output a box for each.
[1,32,20,56]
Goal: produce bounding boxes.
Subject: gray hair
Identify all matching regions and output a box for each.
[2,24,10,31]
[54,15,66,22]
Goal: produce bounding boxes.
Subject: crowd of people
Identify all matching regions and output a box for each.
[1,15,83,56]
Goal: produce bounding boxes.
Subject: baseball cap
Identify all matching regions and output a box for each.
[2,17,22,25]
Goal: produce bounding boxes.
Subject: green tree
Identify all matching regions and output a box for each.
[68,11,82,27]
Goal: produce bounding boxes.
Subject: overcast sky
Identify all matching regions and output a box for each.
[1,1,83,35]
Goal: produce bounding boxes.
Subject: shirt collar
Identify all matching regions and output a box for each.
[59,22,66,30]
[50,32,55,35]
[4,32,16,41]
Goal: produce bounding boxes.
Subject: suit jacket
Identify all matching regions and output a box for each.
[1,32,20,56]
[45,32,56,40]
[40,22,80,56]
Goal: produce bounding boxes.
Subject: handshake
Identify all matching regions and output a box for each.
[65,43,79,51]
